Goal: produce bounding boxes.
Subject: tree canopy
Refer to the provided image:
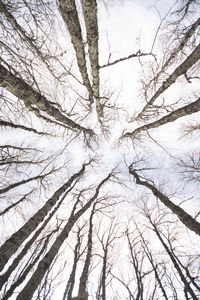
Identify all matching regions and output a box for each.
[0,0,200,299]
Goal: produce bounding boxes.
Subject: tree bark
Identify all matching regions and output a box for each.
[0,183,75,290]
[62,228,82,300]
[123,97,200,139]
[0,163,87,272]
[150,18,200,86]
[136,44,200,120]
[151,221,199,300]
[16,172,111,300]
[81,0,102,123]
[0,64,93,136]
[58,0,93,103]
[78,204,95,297]
[129,166,200,236]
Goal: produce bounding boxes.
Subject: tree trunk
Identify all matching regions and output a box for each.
[123,97,200,139]
[16,172,111,300]
[129,166,200,236]
[136,44,200,120]
[0,163,86,272]
[78,203,95,297]
[59,0,93,103]
[0,64,93,136]
[151,222,199,300]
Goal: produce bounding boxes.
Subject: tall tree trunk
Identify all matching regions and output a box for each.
[81,0,102,124]
[62,227,82,300]
[123,97,200,139]
[101,249,107,300]
[0,183,75,290]
[151,221,199,300]
[136,44,200,120]
[129,165,200,236]
[150,17,200,86]
[0,163,87,272]
[2,228,58,300]
[0,64,93,136]
[78,203,95,297]
[16,172,112,300]
[58,0,93,103]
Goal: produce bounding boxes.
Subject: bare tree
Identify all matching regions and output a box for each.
[16,171,113,299]
[128,162,200,236]
[143,210,200,300]
[0,0,200,299]
[62,224,86,300]
[0,161,90,272]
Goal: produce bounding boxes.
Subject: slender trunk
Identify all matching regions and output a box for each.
[62,228,82,300]
[0,184,75,290]
[129,166,200,235]
[123,97,200,139]
[0,0,54,76]
[78,204,95,297]
[138,228,168,300]
[2,229,56,300]
[143,246,168,300]
[0,164,86,272]
[0,119,50,135]
[81,0,102,122]
[136,44,200,120]
[101,249,107,300]
[151,18,200,86]
[0,64,93,136]
[152,223,198,300]
[59,0,93,102]
[0,171,50,195]
[168,242,200,292]
[16,173,111,300]
[126,232,143,300]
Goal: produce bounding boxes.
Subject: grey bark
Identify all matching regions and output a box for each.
[58,0,93,103]
[0,183,75,290]
[150,18,200,86]
[0,64,94,137]
[151,221,199,300]
[136,44,200,120]
[0,163,87,272]
[16,172,112,300]
[0,119,51,136]
[62,228,82,300]
[0,0,54,76]
[101,249,107,300]
[123,97,200,139]
[81,0,102,122]
[2,229,57,300]
[78,203,95,297]
[129,165,200,236]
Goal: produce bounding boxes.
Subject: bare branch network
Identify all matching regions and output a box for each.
[0,0,200,299]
